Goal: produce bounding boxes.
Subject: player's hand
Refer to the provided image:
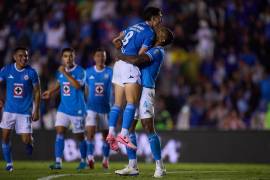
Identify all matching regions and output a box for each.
[41,91,51,99]
[113,39,122,50]
[32,110,39,122]
[58,65,66,74]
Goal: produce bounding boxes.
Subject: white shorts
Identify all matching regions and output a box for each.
[135,87,155,119]
[112,60,141,87]
[0,112,32,134]
[55,112,85,134]
[85,110,108,130]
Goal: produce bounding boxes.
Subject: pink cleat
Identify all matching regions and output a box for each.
[102,159,109,170]
[106,134,119,152]
[87,159,95,169]
[116,134,137,150]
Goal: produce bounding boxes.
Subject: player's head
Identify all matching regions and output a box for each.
[61,47,75,68]
[13,46,29,68]
[94,48,107,66]
[155,26,174,47]
[143,7,162,27]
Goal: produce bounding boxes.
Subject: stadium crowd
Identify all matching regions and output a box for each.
[0,0,270,130]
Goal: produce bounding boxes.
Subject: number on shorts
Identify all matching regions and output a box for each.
[122,31,134,46]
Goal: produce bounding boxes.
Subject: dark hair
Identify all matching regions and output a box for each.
[94,48,106,54]
[61,47,75,55]
[13,46,28,54]
[160,27,174,46]
[143,7,161,21]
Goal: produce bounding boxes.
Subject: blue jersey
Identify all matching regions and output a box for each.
[121,22,155,56]
[0,63,39,115]
[141,46,165,88]
[57,65,86,116]
[85,66,113,113]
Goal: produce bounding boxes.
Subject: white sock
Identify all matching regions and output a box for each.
[156,160,164,169]
[56,157,62,164]
[129,159,137,168]
[120,128,129,137]
[81,158,86,163]
[109,127,116,135]
[6,162,13,167]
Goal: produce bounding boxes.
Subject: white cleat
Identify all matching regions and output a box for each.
[115,166,139,176]
[154,167,166,178]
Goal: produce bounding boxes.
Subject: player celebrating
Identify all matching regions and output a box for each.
[0,47,41,172]
[42,48,87,170]
[107,6,162,151]
[115,27,174,178]
[85,49,113,169]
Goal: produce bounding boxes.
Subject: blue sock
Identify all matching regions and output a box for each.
[25,143,33,155]
[86,140,95,157]
[148,133,161,160]
[126,133,137,160]
[108,105,121,127]
[102,141,110,158]
[2,143,12,164]
[122,103,136,129]
[55,134,64,160]
[79,140,87,160]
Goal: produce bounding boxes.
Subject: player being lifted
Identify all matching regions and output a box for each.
[0,47,41,171]
[85,49,113,169]
[115,27,174,178]
[106,7,162,151]
[42,48,87,170]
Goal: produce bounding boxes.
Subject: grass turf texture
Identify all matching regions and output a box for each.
[0,161,270,180]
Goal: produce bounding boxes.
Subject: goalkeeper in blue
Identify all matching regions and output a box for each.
[114,26,174,178]
[42,47,87,170]
[0,47,41,172]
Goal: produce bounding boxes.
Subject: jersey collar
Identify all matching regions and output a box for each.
[94,66,105,73]
[14,63,25,72]
[65,64,77,72]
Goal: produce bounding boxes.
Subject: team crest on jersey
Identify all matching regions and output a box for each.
[89,75,95,79]
[24,75,29,80]
[63,82,71,96]
[13,83,24,98]
[95,83,104,96]
[104,73,109,79]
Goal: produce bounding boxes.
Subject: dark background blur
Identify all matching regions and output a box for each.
[1,0,270,131]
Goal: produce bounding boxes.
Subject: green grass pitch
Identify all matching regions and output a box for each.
[0,161,270,180]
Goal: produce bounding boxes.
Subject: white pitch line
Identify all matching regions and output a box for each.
[37,173,112,180]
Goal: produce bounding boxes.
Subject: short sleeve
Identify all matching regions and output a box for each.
[85,69,90,85]
[31,69,40,86]
[0,66,8,82]
[77,68,86,86]
[56,72,61,83]
[145,48,162,62]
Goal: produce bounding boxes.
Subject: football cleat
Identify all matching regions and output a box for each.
[115,166,139,176]
[49,162,62,170]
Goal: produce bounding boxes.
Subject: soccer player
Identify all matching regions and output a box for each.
[42,48,87,170]
[84,49,113,169]
[115,27,174,178]
[0,47,41,171]
[107,7,162,151]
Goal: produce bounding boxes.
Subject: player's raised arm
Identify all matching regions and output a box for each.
[58,65,81,89]
[112,32,124,49]
[117,52,151,66]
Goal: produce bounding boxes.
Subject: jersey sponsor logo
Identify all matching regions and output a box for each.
[8,74,14,79]
[95,83,104,96]
[13,83,24,98]
[63,82,71,96]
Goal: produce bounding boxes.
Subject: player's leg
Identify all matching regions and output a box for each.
[106,84,125,151]
[99,113,110,169]
[1,129,13,171]
[141,118,165,177]
[115,119,139,176]
[85,110,97,169]
[50,112,69,169]
[20,133,33,155]
[72,115,87,170]
[0,112,16,171]
[117,83,141,150]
